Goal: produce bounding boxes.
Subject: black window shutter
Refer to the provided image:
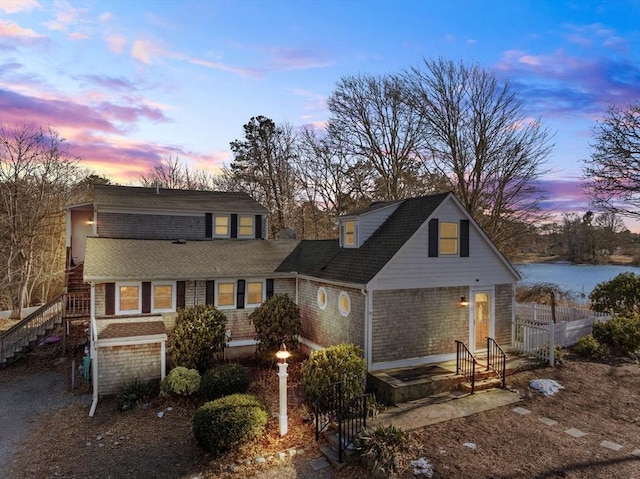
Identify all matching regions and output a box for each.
[428,219,439,257]
[206,280,215,305]
[255,214,262,239]
[237,279,245,309]
[205,213,212,238]
[142,282,151,313]
[105,282,115,315]
[177,281,186,309]
[266,278,274,299]
[460,219,470,257]
[231,214,238,238]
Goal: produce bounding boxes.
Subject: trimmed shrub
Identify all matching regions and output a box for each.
[301,343,366,404]
[574,335,608,359]
[589,272,640,315]
[200,363,251,400]
[354,425,406,479]
[160,366,201,398]
[117,378,157,411]
[170,304,228,372]
[192,394,267,455]
[592,313,640,356]
[249,294,302,354]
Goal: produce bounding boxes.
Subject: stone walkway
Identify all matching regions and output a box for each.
[511,405,640,459]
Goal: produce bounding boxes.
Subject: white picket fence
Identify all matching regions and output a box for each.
[512,303,611,366]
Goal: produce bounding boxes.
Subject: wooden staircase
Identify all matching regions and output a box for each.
[0,294,64,366]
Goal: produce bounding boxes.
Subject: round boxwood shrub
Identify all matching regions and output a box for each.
[573,334,608,359]
[170,304,228,372]
[201,363,251,400]
[249,294,302,354]
[192,393,267,455]
[301,343,366,405]
[160,366,201,398]
[592,313,640,356]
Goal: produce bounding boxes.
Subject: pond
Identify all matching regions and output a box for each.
[514,263,640,302]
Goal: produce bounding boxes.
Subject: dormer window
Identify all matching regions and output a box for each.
[214,215,230,237]
[238,215,254,238]
[344,220,356,247]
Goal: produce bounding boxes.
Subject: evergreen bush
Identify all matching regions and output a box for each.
[249,294,302,354]
[160,366,201,398]
[169,304,228,372]
[192,394,267,455]
[573,335,608,359]
[301,343,366,404]
[592,313,640,356]
[200,363,251,400]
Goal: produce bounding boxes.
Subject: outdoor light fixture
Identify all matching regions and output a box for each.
[276,342,290,436]
[460,296,469,307]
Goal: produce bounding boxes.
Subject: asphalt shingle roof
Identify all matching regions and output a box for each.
[84,237,299,282]
[276,192,450,284]
[90,185,268,213]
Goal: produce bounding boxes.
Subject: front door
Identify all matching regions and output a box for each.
[473,291,492,352]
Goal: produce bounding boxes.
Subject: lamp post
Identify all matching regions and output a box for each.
[275,342,290,436]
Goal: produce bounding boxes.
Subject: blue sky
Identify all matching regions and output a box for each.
[1,0,639,226]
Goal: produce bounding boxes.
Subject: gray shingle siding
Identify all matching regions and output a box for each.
[98,212,205,240]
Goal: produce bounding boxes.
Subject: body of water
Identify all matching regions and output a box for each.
[515,263,640,301]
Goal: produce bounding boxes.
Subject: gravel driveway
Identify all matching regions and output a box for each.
[0,362,84,474]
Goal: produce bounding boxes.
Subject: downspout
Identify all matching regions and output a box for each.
[364,287,372,371]
[89,282,99,417]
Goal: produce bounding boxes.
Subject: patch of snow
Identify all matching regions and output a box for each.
[529,379,564,396]
[157,411,165,418]
[411,457,434,477]
[463,442,476,450]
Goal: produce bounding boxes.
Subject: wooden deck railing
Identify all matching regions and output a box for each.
[0,293,64,365]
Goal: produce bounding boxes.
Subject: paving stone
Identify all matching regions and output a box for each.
[631,449,640,457]
[512,407,531,415]
[539,417,558,426]
[309,457,331,471]
[564,428,587,438]
[600,440,623,451]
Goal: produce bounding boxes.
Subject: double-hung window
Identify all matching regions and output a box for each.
[117,283,141,315]
[152,282,175,312]
[238,215,254,237]
[440,222,458,255]
[214,215,230,237]
[343,220,356,247]
[246,281,264,306]
[217,282,235,308]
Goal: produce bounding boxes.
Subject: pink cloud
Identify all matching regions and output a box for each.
[44,2,86,32]
[0,19,48,45]
[69,31,89,41]
[106,34,126,53]
[131,39,168,64]
[0,0,41,14]
[267,46,333,71]
[187,57,263,78]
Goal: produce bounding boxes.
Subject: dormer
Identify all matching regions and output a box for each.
[338,200,402,248]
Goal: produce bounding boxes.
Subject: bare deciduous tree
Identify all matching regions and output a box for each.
[326,73,436,201]
[584,101,640,219]
[404,58,553,250]
[0,122,81,318]
[138,156,217,190]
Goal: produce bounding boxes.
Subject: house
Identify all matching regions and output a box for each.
[65,185,520,414]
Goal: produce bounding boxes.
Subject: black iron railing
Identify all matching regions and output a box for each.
[455,340,477,394]
[314,381,344,441]
[337,394,368,462]
[487,337,507,388]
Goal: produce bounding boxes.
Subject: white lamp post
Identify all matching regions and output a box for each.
[275,342,290,436]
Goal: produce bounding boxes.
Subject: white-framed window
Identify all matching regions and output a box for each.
[238,215,254,237]
[338,291,351,317]
[214,215,230,237]
[216,282,235,308]
[440,222,458,255]
[343,220,356,247]
[116,282,141,315]
[152,282,175,313]
[246,281,264,306]
[317,287,328,310]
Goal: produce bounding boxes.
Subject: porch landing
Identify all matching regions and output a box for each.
[367,353,542,405]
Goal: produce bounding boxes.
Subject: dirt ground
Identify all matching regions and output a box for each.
[2,343,639,479]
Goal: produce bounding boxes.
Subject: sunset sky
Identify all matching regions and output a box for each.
[1,0,639,227]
